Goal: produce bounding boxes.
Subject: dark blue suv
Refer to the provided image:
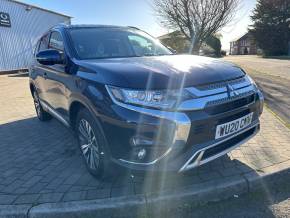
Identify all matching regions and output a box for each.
[29,24,264,179]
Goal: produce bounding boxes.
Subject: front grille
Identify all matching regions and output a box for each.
[218,109,251,124]
[205,94,255,115]
[180,75,255,112]
[196,77,246,91]
[206,91,255,107]
[201,127,256,161]
[186,109,256,147]
[182,75,257,148]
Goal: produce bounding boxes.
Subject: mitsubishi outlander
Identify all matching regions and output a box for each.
[29,25,264,179]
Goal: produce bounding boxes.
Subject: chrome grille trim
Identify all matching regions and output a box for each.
[179,85,256,111]
[185,76,252,98]
[179,75,257,111]
[206,90,255,107]
[196,77,247,91]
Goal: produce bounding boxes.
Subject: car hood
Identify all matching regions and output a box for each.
[76,55,245,89]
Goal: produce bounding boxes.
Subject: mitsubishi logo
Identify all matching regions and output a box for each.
[226,84,239,98]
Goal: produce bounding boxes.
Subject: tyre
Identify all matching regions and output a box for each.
[33,90,52,121]
[76,108,115,179]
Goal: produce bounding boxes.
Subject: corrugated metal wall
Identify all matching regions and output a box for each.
[0,0,70,71]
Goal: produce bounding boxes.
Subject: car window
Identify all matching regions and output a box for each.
[128,35,155,56]
[33,40,40,56]
[38,34,49,52]
[49,32,64,51]
[69,28,172,59]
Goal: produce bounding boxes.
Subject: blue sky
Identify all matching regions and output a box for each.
[20,0,257,50]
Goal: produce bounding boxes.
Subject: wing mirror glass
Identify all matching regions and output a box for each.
[36,49,64,65]
[167,46,177,54]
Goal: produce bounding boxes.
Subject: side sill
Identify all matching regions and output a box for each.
[39,100,70,128]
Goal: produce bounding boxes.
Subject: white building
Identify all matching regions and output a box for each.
[0,0,71,72]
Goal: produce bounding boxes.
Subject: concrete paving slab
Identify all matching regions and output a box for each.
[0,75,290,217]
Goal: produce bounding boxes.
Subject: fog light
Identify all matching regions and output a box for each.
[137,148,146,160]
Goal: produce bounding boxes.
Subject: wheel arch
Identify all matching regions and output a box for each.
[69,100,86,129]
[69,99,112,157]
[68,92,104,129]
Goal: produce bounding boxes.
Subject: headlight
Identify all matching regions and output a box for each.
[106,85,193,110]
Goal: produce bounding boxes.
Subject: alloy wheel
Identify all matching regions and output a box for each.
[78,119,101,170]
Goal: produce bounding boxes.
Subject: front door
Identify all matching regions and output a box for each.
[41,31,71,121]
[34,33,50,103]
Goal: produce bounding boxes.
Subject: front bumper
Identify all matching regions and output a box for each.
[178,121,259,172]
[101,80,264,172]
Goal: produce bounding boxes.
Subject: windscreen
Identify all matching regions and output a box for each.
[69,27,172,59]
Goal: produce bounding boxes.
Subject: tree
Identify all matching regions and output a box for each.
[159,31,222,56]
[159,31,190,53]
[250,0,290,56]
[205,34,222,57]
[153,0,240,53]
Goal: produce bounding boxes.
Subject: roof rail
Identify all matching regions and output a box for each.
[127,26,140,30]
[50,23,69,29]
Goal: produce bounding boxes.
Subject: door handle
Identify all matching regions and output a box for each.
[43,72,48,79]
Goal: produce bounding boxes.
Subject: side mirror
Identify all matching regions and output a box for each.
[36,49,64,65]
[167,46,177,54]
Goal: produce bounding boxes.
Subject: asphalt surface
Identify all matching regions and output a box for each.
[249,72,290,126]
[224,56,290,126]
[224,55,290,79]
[153,182,290,218]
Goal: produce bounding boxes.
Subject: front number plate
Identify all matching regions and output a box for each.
[215,113,253,139]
